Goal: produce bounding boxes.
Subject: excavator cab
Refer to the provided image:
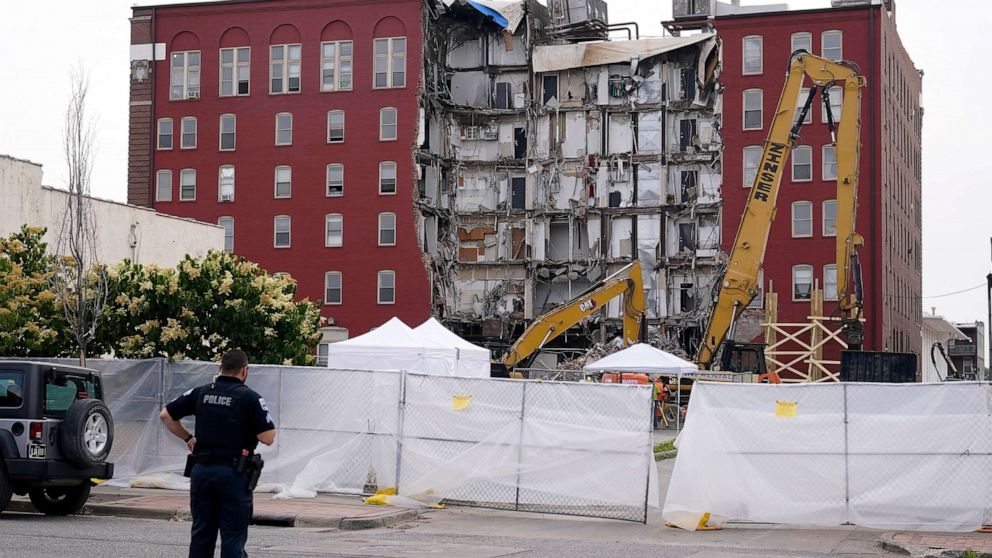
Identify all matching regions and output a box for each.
[719,341,767,375]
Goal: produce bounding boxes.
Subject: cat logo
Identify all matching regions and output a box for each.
[578,299,596,312]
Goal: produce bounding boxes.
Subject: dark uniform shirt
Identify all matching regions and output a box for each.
[166,376,275,457]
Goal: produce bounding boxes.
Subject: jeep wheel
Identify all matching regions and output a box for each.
[0,465,12,513]
[28,484,91,515]
[61,399,114,468]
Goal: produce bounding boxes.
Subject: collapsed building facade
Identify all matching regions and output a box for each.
[418,0,723,358]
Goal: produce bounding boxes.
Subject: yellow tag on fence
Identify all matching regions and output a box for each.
[775,400,797,417]
[452,395,472,411]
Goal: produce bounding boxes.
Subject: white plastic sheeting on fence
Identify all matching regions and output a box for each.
[35,359,656,522]
[663,381,992,532]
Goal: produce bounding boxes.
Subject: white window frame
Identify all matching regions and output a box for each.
[273,215,291,248]
[157,118,173,150]
[219,114,236,151]
[326,163,344,197]
[373,36,406,89]
[219,46,250,97]
[796,87,812,124]
[218,217,234,252]
[792,145,812,182]
[155,169,172,202]
[327,110,345,143]
[180,117,197,149]
[274,165,292,198]
[377,270,395,304]
[791,201,813,238]
[218,165,235,202]
[823,199,838,237]
[742,36,763,75]
[743,145,762,188]
[821,88,843,123]
[325,214,343,247]
[791,32,812,54]
[824,264,838,301]
[378,212,396,246]
[379,107,397,141]
[822,145,837,180]
[324,271,342,305]
[792,264,813,301]
[275,112,293,146]
[170,50,201,100]
[179,168,196,201]
[270,43,302,94]
[822,30,843,61]
[743,89,762,130]
[320,40,353,92]
[379,161,397,195]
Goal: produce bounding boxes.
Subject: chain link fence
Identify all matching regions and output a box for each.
[27,358,655,522]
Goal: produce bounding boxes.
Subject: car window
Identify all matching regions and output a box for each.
[0,370,24,408]
[44,372,100,417]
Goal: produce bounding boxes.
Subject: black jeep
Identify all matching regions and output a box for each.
[0,361,114,515]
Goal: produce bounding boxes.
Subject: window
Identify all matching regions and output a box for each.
[796,87,812,124]
[823,145,837,180]
[325,214,343,247]
[743,146,762,187]
[822,30,843,60]
[320,40,353,91]
[680,283,696,312]
[327,110,344,143]
[270,44,302,94]
[743,89,762,130]
[317,343,330,366]
[792,145,812,181]
[155,169,172,202]
[379,161,396,194]
[273,216,291,248]
[180,117,197,149]
[793,264,813,300]
[791,201,812,237]
[791,32,812,54]
[542,74,558,104]
[824,264,838,301]
[377,270,395,304]
[742,36,762,74]
[157,118,173,150]
[220,47,250,96]
[170,50,201,100]
[179,168,196,201]
[679,118,696,150]
[380,107,397,141]
[678,223,696,251]
[379,212,396,246]
[822,88,842,123]
[274,166,291,198]
[220,114,236,150]
[326,163,344,196]
[823,200,838,236]
[494,82,511,109]
[324,272,342,305]
[275,112,293,145]
[373,37,406,88]
[218,165,235,201]
[218,217,234,252]
[0,370,24,408]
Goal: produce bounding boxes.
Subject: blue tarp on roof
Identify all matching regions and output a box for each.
[467,1,509,28]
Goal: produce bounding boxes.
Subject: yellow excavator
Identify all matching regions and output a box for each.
[696,50,867,375]
[493,260,645,377]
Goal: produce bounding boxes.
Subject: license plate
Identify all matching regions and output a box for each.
[28,444,46,459]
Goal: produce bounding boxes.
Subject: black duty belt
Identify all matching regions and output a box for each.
[192,454,240,466]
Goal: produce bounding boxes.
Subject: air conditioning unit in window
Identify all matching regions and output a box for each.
[220,193,233,202]
[187,90,201,100]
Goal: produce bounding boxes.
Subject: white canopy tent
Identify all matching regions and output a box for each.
[326,317,491,377]
[413,318,491,378]
[582,343,697,374]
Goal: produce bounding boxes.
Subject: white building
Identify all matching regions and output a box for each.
[1,154,223,266]
[921,311,968,383]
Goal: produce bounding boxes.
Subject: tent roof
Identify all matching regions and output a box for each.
[414,318,489,356]
[334,317,438,348]
[583,343,698,374]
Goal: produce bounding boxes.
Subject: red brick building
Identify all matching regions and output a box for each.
[670,0,922,358]
[127,0,430,339]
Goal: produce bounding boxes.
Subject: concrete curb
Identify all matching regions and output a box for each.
[339,508,419,530]
[879,532,991,558]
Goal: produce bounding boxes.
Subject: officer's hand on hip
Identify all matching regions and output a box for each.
[187,437,196,452]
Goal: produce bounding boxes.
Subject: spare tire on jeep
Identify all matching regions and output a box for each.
[61,399,114,468]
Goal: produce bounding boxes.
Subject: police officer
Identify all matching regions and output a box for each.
[159,350,276,558]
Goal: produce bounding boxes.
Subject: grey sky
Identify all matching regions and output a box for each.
[1,0,987,327]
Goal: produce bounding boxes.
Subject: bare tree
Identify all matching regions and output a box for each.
[49,65,109,366]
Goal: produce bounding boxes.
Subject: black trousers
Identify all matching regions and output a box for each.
[189,463,253,558]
